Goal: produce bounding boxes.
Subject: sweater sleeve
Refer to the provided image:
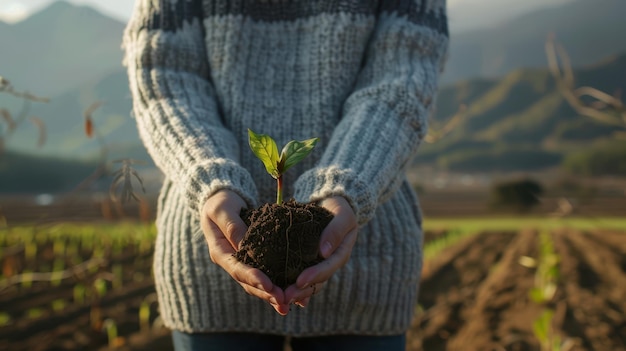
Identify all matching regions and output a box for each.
[123,0,258,214]
[294,0,449,225]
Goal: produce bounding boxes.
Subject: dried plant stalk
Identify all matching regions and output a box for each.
[424,104,466,143]
[546,36,626,132]
[110,159,146,204]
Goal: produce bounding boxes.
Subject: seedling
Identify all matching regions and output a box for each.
[248,129,318,205]
[51,299,67,312]
[529,232,559,303]
[26,308,44,319]
[102,318,121,348]
[112,264,123,289]
[139,293,158,332]
[533,309,565,351]
[0,312,11,327]
[73,283,86,304]
[93,278,107,298]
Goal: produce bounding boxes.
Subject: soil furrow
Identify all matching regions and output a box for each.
[0,280,155,344]
[553,231,626,351]
[409,232,517,351]
[446,229,539,351]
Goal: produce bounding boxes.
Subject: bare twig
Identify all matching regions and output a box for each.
[110,159,147,204]
[546,36,626,131]
[0,76,49,152]
[0,76,49,103]
[425,104,467,143]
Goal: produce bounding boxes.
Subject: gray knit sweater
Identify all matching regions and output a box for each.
[123,0,448,336]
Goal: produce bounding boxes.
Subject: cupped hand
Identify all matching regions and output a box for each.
[200,189,289,315]
[284,196,358,307]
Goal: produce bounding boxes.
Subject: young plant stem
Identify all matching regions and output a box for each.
[276,176,283,205]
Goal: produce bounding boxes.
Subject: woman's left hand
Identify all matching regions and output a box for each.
[284,196,358,307]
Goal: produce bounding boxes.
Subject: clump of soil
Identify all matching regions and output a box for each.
[235,199,333,289]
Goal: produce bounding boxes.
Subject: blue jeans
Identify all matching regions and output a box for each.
[172,330,406,351]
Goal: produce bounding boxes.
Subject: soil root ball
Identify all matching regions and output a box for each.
[235,199,333,289]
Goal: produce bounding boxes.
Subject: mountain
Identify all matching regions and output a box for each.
[441,0,626,84]
[0,0,125,97]
[417,53,626,172]
[0,1,146,162]
[3,69,146,160]
[448,0,574,33]
[2,0,626,175]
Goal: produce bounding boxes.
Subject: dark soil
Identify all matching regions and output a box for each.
[235,200,333,289]
[409,230,626,351]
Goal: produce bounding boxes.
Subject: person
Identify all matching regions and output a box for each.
[123,0,448,350]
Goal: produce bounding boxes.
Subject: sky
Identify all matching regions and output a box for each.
[0,0,574,32]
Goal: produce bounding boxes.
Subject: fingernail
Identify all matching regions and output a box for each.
[295,301,307,308]
[269,297,278,305]
[321,241,332,257]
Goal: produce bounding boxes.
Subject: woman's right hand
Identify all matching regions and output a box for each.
[199,190,289,315]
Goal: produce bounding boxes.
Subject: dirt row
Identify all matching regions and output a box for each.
[2,229,625,350]
[0,243,170,351]
[409,230,626,351]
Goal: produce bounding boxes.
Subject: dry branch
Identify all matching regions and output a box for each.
[546,36,626,132]
[424,104,466,143]
[0,76,49,103]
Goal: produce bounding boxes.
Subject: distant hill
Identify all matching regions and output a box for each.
[2,68,148,162]
[0,150,97,193]
[441,0,626,84]
[418,53,626,172]
[0,0,125,97]
[2,0,626,176]
[0,1,145,161]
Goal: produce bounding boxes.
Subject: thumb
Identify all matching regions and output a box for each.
[319,196,357,258]
[203,190,248,249]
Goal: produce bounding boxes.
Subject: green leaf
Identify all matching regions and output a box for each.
[248,129,280,178]
[529,287,545,303]
[279,138,319,173]
[532,309,554,343]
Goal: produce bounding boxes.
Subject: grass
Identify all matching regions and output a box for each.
[422,216,626,260]
[423,216,626,234]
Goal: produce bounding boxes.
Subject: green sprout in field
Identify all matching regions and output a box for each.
[529,232,560,304]
[520,231,571,351]
[248,129,318,205]
[102,318,119,348]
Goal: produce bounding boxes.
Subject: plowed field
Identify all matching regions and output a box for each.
[1,225,625,350]
[408,230,626,351]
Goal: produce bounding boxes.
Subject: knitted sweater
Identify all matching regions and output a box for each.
[123,0,448,336]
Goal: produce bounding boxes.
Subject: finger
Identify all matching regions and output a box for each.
[284,282,325,305]
[294,296,311,308]
[271,302,290,316]
[205,191,248,249]
[319,197,357,258]
[296,227,358,289]
[204,219,274,293]
[238,280,289,316]
[207,228,289,315]
[240,283,289,314]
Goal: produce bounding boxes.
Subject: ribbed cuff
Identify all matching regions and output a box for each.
[184,158,258,215]
[293,166,376,225]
